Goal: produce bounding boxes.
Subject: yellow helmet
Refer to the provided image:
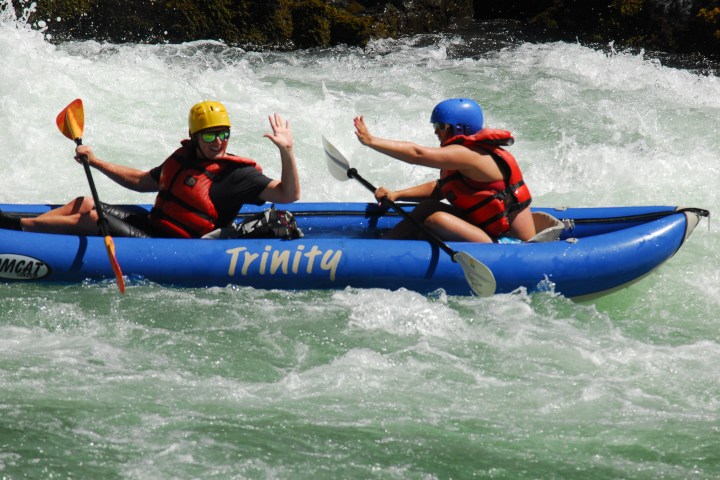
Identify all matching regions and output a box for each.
[188,100,231,135]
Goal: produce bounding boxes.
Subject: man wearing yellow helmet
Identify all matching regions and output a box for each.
[5,101,300,238]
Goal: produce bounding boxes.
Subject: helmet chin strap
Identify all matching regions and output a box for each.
[189,132,207,160]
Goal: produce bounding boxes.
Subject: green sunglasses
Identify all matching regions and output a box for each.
[200,130,230,143]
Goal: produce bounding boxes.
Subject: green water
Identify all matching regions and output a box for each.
[2,281,718,478]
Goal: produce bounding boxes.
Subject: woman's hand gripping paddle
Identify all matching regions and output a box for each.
[322,136,496,297]
[56,99,125,293]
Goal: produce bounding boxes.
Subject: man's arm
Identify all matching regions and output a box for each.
[76,145,159,192]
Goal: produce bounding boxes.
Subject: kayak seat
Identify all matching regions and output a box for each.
[528,211,567,243]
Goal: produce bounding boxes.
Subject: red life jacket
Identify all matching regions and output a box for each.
[148,140,261,238]
[438,129,532,237]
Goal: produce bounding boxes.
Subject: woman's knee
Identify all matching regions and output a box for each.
[424,211,453,227]
[425,211,492,243]
[413,200,448,220]
[424,211,461,234]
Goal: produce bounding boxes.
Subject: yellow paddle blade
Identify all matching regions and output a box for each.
[56,98,84,141]
[55,99,124,294]
[103,235,125,293]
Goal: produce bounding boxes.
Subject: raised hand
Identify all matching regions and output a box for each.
[264,112,293,152]
[353,115,373,146]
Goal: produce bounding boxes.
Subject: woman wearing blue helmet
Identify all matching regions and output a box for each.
[354,98,535,243]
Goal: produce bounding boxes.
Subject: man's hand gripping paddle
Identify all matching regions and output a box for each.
[56,99,125,293]
[322,136,496,297]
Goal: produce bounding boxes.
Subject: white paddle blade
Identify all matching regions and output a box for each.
[322,136,352,181]
[454,251,496,297]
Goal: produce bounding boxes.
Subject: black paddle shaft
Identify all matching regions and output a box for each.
[346,167,458,260]
[75,138,112,237]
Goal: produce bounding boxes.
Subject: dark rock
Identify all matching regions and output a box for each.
[19,0,720,61]
[524,0,720,59]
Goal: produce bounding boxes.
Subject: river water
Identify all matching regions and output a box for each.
[1,2,719,478]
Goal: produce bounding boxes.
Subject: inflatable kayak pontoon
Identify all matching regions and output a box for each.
[0,202,708,299]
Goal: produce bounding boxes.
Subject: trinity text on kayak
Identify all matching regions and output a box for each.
[226,245,342,281]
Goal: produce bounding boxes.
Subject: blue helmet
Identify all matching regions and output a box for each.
[430,98,484,135]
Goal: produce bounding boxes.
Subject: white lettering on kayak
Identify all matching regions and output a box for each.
[226,245,342,281]
[0,254,51,280]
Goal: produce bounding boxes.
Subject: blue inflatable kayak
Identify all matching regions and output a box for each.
[0,202,708,299]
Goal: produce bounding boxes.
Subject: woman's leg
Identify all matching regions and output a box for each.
[424,210,493,242]
[383,199,444,239]
[384,200,493,243]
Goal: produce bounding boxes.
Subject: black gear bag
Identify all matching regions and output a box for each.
[203,205,303,240]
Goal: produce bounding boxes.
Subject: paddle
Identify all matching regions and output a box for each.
[322,136,496,297]
[56,99,125,293]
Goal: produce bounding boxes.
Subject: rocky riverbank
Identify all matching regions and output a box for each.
[19,0,720,60]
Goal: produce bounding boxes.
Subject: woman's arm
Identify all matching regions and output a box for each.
[375,181,439,202]
[354,115,503,181]
[353,115,481,171]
